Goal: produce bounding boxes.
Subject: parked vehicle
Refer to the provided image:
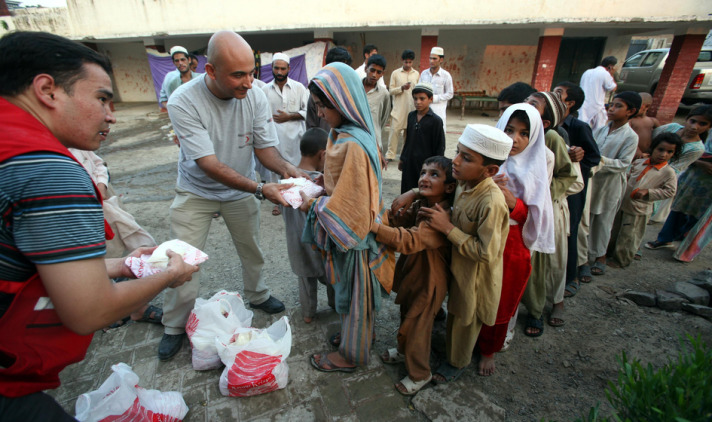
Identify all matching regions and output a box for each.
[617,48,712,104]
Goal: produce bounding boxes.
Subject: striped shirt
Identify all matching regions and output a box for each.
[0,152,106,283]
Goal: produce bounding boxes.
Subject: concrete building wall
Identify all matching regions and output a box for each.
[62,0,710,40]
[99,42,156,102]
[10,7,70,36]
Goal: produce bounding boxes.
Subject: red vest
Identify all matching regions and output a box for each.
[0,97,113,397]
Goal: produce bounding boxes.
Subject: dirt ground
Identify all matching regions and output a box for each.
[101,102,712,421]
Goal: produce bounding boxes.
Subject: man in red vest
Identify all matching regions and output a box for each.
[0,31,199,420]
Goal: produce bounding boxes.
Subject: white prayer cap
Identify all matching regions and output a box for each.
[169,46,188,57]
[458,124,512,161]
[430,46,444,56]
[272,53,290,65]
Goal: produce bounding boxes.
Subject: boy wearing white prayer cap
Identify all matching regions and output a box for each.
[418,46,454,132]
[416,124,511,383]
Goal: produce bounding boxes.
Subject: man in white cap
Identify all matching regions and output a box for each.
[159,46,199,110]
[418,46,454,131]
[419,123,512,383]
[261,53,309,215]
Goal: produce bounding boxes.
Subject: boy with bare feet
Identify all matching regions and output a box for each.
[374,157,456,395]
[281,128,334,323]
[629,93,660,159]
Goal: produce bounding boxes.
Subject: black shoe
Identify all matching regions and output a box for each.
[250,296,285,314]
[158,333,185,361]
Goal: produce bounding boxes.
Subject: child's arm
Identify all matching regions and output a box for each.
[637,171,677,201]
[600,132,638,173]
[372,220,449,254]
[549,135,578,201]
[434,120,446,157]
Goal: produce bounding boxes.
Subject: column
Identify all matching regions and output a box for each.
[420,29,439,73]
[649,29,706,124]
[530,28,563,92]
[314,29,334,66]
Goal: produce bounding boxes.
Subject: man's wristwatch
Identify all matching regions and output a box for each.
[254,182,265,200]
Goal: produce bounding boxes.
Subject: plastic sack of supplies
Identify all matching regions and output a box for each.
[75,363,188,422]
[278,177,325,209]
[216,316,292,397]
[125,239,208,278]
[185,290,254,370]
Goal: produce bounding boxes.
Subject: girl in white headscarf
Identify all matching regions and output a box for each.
[476,103,555,377]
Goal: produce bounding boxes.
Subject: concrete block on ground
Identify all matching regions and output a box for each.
[656,290,689,311]
[672,282,710,306]
[412,383,505,422]
[622,291,656,307]
[687,276,712,297]
[692,269,712,284]
[681,303,712,318]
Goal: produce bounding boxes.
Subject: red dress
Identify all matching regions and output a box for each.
[477,199,531,356]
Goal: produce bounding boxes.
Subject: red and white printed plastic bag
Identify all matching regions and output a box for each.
[125,239,208,278]
[75,363,189,422]
[216,316,292,397]
[185,290,254,370]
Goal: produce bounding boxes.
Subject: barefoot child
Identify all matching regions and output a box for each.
[629,93,660,159]
[475,103,555,376]
[281,128,335,323]
[586,91,640,276]
[399,83,446,193]
[608,132,681,267]
[372,156,456,395]
[419,124,512,383]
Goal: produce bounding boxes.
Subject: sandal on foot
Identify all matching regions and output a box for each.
[548,306,565,327]
[591,261,606,276]
[272,205,282,216]
[524,315,544,337]
[395,374,432,396]
[645,240,674,250]
[634,250,642,260]
[578,265,593,283]
[135,305,163,324]
[104,316,130,331]
[310,353,356,373]
[329,332,341,347]
[381,348,405,364]
[564,280,579,298]
[432,362,465,384]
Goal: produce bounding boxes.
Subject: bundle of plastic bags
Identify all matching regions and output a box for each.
[75,363,188,422]
[216,316,292,397]
[125,239,208,278]
[185,290,253,370]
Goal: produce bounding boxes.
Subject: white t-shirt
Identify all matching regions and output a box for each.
[167,74,279,201]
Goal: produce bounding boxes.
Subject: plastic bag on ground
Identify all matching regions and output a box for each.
[185,290,254,370]
[216,316,292,397]
[125,239,208,278]
[75,362,188,422]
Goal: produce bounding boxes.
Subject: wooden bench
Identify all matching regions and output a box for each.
[452,91,498,119]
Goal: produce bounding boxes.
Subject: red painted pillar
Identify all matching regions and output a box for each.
[0,0,10,17]
[420,36,438,73]
[649,34,705,124]
[531,35,562,92]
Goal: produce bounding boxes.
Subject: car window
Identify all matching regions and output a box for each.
[623,52,646,68]
[698,51,712,62]
[641,52,664,67]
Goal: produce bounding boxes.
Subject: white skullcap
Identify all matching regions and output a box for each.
[272,53,290,65]
[430,46,444,56]
[169,46,188,57]
[458,124,513,161]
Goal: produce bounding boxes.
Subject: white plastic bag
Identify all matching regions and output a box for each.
[185,290,253,370]
[216,316,292,397]
[125,239,209,278]
[75,363,188,422]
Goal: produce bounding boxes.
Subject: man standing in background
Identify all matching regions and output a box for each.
[578,56,618,131]
[385,49,420,162]
[159,46,199,110]
[419,46,454,132]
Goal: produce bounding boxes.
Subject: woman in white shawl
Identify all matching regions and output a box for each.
[476,103,555,376]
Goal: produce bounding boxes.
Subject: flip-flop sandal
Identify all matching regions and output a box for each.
[381,348,405,364]
[548,306,565,327]
[135,305,163,324]
[564,280,579,298]
[104,316,130,332]
[272,205,282,216]
[329,332,341,347]
[634,250,642,260]
[524,315,544,337]
[578,265,593,283]
[432,362,465,384]
[395,374,432,396]
[591,261,606,276]
[310,353,356,373]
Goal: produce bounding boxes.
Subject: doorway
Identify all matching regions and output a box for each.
[552,37,607,85]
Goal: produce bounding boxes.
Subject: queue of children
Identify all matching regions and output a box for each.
[275,52,705,397]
